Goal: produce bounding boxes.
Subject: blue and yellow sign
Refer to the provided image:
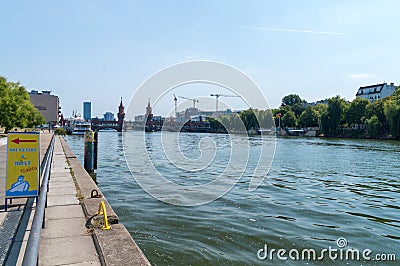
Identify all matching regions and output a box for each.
[6,132,40,198]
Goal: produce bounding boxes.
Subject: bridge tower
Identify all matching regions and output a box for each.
[117,97,125,132]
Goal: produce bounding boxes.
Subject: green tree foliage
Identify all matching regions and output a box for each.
[345,97,369,129]
[298,107,320,127]
[384,97,400,138]
[55,127,67,135]
[314,104,328,126]
[314,103,328,115]
[257,109,275,129]
[0,76,45,132]
[206,108,275,134]
[281,110,296,128]
[280,94,306,118]
[291,102,306,118]
[393,87,400,97]
[320,96,346,136]
[366,115,382,138]
[207,117,225,133]
[281,94,305,107]
[365,100,387,126]
[239,108,259,131]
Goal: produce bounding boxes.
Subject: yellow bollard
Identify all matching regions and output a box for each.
[96,201,111,230]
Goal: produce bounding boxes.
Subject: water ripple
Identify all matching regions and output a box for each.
[65,133,400,265]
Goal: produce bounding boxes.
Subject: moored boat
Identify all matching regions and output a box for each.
[66,117,91,135]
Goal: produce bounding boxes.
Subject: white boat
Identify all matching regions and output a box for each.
[67,117,91,135]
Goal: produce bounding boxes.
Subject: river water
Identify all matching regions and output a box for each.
[65,131,399,265]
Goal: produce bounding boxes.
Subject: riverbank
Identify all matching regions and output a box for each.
[276,127,399,140]
[37,136,100,265]
[59,136,151,265]
[316,129,398,141]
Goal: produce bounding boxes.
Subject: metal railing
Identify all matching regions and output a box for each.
[22,134,55,266]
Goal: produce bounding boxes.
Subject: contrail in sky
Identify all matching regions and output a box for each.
[239,26,347,35]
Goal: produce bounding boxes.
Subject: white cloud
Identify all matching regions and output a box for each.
[349,73,376,79]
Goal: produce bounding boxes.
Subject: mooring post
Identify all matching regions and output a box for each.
[94,130,98,170]
[84,131,95,173]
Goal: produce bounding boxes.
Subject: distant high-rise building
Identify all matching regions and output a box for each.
[103,112,115,121]
[83,101,91,121]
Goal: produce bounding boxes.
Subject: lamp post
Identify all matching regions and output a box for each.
[278,113,282,130]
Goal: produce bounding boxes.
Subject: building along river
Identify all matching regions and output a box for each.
[65,131,399,265]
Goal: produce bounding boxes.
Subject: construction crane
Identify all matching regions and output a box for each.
[210,93,241,113]
[178,96,199,108]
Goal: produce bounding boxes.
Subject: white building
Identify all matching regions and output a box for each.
[356,82,398,102]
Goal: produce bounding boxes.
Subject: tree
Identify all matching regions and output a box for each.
[320,96,346,136]
[366,115,382,138]
[291,102,306,118]
[298,107,320,127]
[0,76,45,132]
[345,97,369,129]
[384,98,400,138]
[365,99,387,126]
[239,108,259,131]
[393,87,400,97]
[207,116,228,133]
[314,103,328,116]
[231,113,244,131]
[313,103,328,126]
[281,110,296,128]
[255,109,275,129]
[383,87,400,138]
[281,94,305,107]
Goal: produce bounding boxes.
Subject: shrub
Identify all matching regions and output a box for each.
[55,127,66,136]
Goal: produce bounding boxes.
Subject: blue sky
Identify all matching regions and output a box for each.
[1,0,399,117]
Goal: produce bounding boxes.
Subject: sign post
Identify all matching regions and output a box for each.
[5,132,40,211]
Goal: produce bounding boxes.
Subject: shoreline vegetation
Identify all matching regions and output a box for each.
[204,90,400,140]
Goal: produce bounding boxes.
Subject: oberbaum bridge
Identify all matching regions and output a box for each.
[91,98,125,132]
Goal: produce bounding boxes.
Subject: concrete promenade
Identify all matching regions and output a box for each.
[38,136,100,265]
[1,134,151,265]
[59,137,151,266]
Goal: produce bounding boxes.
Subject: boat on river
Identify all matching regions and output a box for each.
[66,117,91,135]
